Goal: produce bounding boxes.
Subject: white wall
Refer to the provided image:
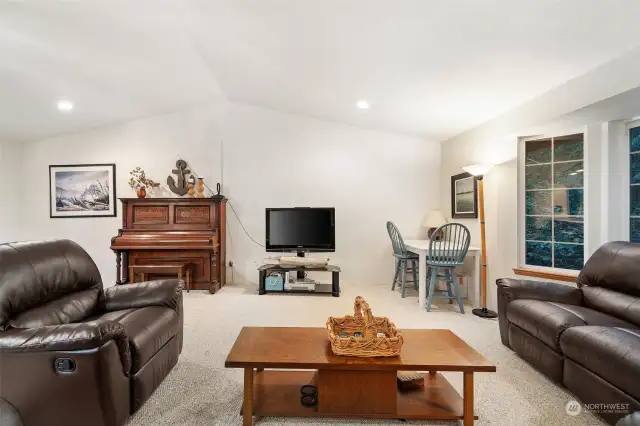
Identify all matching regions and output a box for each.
[0,142,23,243]
[441,136,519,311]
[18,102,441,288]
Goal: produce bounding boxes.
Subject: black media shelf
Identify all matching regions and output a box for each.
[258,264,340,297]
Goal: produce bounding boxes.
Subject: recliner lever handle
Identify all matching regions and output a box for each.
[54,358,76,373]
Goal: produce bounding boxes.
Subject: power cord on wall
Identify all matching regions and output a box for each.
[225,200,265,286]
[227,200,265,248]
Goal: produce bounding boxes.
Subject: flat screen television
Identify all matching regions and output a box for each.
[266,207,335,253]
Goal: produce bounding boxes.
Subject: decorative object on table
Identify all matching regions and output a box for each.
[211,182,225,200]
[187,176,196,198]
[425,223,470,313]
[396,371,425,391]
[196,178,206,198]
[462,164,498,319]
[326,296,403,357]
[386,221,418,298]
[422,210,447,240]
[128,166,160,198]
[49,164,117,218]
[451,172,478,219]
[167,160,191,196]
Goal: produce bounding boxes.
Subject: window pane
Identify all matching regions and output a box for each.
[526,190,552,215]
[553,189,584,215]
[526,242,552,267]
[631,153,640,185]
[526,217,552,241]
[554,161,583,189]
[554,243,584,270]
[631,127,640,152]
[525,164,552,189]
[631,186,640,216]
[631,218,640,243]
[554,134,584,162]
[554,217,584,243]
[526,139,551,165]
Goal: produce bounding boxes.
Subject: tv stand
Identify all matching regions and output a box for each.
[258,263,340,297]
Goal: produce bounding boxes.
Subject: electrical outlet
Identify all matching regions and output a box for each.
[228,260,233,267]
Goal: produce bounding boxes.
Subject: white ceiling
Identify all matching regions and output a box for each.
[2,0,640,143]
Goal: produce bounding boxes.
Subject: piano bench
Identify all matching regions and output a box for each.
[128,263,193,292]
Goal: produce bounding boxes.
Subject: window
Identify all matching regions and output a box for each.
[522,134,584,270]
[631,125,640,242]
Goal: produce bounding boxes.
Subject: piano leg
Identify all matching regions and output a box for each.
[123,252,129,283]
[115,251,122,285]
[209,249,219,294]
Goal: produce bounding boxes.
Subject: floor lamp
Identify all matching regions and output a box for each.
[462,164,498,319]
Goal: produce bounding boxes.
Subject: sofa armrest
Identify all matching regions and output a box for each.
[497,278,583,304]
[104,279,183,313]
[0,321,130,372]
[496,278,583,347]
[0,320,131,378]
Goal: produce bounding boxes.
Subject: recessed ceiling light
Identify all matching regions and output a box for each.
[356,100,370,109]
[56,100,74,112]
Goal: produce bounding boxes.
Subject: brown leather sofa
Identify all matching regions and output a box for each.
[0,240,184,426]
[498,241,640,424]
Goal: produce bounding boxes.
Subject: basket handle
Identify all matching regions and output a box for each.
[353,296,373,326]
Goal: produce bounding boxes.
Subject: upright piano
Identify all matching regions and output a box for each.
[111,197,227,293]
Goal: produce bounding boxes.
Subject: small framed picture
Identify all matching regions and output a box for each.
[451,172,478,219]
[49,164,117,218]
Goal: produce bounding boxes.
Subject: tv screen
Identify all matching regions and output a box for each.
[266,208,335,252]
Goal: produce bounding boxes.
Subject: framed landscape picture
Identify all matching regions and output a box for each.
[49,164,117,218]
[451,172,478,219]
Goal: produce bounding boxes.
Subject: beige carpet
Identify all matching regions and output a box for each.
[126,281,606,426]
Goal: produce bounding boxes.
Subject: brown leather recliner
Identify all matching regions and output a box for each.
[0,240,183,426]
[498,241,640,425]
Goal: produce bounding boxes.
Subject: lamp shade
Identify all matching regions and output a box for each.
[463,164,493,176]
[422,210,447,228]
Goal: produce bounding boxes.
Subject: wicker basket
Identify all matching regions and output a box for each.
[326,296,403,357]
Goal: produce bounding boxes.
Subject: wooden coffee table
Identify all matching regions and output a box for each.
[225,327,496,425]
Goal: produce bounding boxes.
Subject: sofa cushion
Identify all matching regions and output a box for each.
[506,300,634,351]
[8,288,101,329]
[582,286,640,328]
[560,326,640,400]
[0,240,103,330]
[91,307,179,373]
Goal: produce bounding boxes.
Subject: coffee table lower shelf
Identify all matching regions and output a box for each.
[244,370,477,421]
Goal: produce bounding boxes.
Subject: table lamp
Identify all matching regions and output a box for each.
[422,211,447,241]
[462,164,498,319]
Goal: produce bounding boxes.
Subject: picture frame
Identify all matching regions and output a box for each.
[49,164,117,218]
[451,172,478,219]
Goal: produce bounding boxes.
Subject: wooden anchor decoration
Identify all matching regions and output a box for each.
[167,160,191,196]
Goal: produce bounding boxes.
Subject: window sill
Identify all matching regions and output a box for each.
[512,267,578,283]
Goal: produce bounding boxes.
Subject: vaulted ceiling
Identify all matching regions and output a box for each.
[2,0,640,143]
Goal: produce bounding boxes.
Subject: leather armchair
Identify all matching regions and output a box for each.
[0,240,184,426]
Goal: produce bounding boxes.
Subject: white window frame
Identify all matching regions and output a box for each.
[517,129,587,273]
